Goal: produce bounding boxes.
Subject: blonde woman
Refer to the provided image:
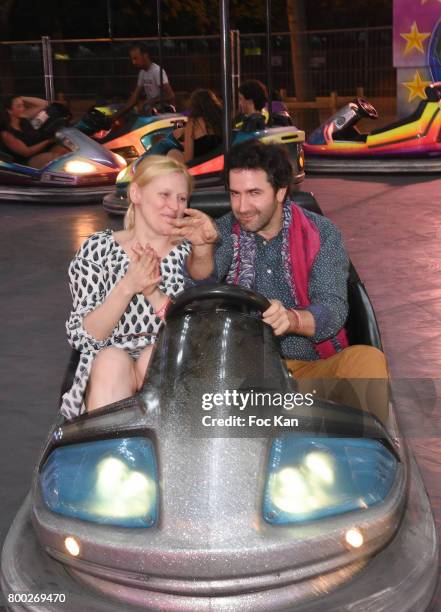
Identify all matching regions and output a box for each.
[60,156,193,419]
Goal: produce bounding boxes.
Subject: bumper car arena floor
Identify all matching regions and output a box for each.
[1,172,441,609]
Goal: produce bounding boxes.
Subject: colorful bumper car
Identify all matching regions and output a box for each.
[304,82,441,173]
[1,196,438,612]
[0,104,126,203]
[102,125,305,216]
[76,106,187,163]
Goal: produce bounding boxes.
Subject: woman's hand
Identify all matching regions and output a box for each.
[124,243,162,296]
[169,208,219,247]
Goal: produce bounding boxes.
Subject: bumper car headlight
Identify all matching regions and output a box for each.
[64,160,96,174]
[40,437,158,528]
[263,435,397,525]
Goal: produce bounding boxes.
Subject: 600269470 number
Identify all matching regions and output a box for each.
[7,593,66,604]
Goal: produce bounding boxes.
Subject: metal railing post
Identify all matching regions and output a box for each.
[156,0,164,110]
[364,32,369,96]
[220,0,232,155]
[41,36,55,101]
[265,0,273,119]
[230,29,240,114]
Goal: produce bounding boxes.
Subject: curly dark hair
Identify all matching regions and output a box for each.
[189,89,223,138]
[238,80,268,111]
[0,95,19,130]
[224,140,293,191]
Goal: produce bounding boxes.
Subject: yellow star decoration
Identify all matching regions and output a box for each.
[400,22,430,55]
[402,71,431,102]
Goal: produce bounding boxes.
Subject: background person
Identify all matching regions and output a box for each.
[168,88,222,163]
[112,43,175,121]
[0,96,65,168]
[60,155,193,420]
[171,140,389,421]
[234,80,269,131]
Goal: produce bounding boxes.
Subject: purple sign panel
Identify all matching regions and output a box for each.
[394,0,440,114]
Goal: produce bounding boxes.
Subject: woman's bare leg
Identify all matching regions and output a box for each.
[135,345,155,390]
[28,151,57,168]
[29,145,70,168]
[86,347,137,412]
[50,144,70,155]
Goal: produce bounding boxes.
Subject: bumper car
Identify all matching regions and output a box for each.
[103,125,305,216]
[1,196,438,612]
[76,105,187,164]
[304,82,441,173]
[0,103,126,203]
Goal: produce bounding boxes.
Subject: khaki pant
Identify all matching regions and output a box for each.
[285,345,389,424]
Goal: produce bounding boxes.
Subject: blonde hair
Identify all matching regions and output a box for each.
[124,155,194,230]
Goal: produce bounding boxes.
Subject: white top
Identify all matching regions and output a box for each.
[137,63,169,102]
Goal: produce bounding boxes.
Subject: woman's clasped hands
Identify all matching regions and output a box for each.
[124,242,162,298]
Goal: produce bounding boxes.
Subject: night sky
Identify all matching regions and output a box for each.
[4,1,392,41]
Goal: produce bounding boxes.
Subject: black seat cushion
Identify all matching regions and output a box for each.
[241,113,267,132]
[269,113,293,127]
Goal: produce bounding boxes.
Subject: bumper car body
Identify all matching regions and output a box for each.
[304,83,441,173]
[103,125,305,216]
[76,106,187,163]
[0,127,126,204]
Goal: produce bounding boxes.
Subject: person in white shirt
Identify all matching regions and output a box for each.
[112,43,175,120]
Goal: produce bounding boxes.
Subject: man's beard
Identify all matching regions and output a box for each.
[237,207,276,233]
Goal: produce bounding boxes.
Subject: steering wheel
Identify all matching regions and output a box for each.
[139,103,159,117]
[356,98,378,120]
[141,103,177,116]
[166,283,270,319]
[34,102,72,137]
[84,107,113,132]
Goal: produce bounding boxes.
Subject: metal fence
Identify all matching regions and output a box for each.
[241,28,395,98]
[0,27,395,107]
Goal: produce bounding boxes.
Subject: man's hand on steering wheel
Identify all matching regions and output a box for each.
[263,300,297,336]
[169,208,219,247]
[262,300,316,337]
